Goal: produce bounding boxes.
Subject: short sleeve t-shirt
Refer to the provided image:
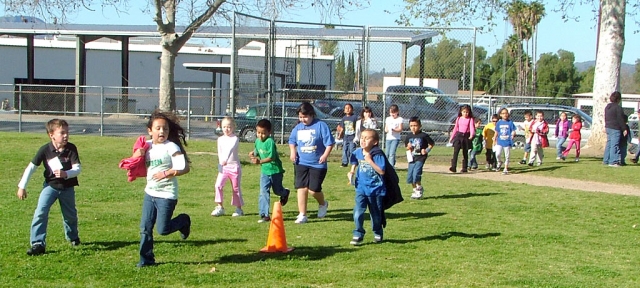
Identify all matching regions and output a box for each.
[254,137,285,176]
[341,114,358,138]
[495,119,517,147]
[288,119,336,169]
[31,142,81,189]
[404,132,435,163]
[145,140,180,200]
[483,122,496,148]
[385,116,404,140]
[349,148,386,197]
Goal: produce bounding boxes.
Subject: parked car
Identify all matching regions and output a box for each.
[216,102,341,143]
[500,104,593,148]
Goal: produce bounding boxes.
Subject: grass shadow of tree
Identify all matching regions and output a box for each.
[214,245,353,264]
[510,165,562,174]
[424,192,503,200]
[322,211,446,223]
[86,238,246,251]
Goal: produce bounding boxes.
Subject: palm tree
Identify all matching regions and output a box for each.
[524,1,546,96]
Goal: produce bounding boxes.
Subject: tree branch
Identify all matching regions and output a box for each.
[175,0,226,49]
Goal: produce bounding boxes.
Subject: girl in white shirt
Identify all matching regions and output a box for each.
[384,105,403,167]
[211,117,245,217]
[354,106,378,144]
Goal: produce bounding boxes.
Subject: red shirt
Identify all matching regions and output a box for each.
[569,122,582,140]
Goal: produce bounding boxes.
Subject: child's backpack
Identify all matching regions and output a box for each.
[369,146,404,210]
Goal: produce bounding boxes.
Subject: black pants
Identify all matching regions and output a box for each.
[485,148,496,166]
[451,132,470,171]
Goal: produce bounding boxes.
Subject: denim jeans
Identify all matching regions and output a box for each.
[30,184,78,246]
[407,160,425,184]
[468,149,479,168]
[604,128,621,165]
[139,193,189,265]
[353,193,384,240]
[556,136,567,158]
[258,172,288,217]
[385,139,400,167]
[341,136,356,165]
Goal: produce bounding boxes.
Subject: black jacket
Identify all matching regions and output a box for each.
[604,102,625,131]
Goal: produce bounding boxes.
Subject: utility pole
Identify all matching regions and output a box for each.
[355,43,362,91]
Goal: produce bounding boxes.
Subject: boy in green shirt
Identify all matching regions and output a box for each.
[249,119,290,223]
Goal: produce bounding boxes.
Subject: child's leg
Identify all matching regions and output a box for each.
[562,139,575,156]
[228,167,244,208]
[537,145,544,164]
[154,197,189,236]
[494,145,503,167]
[485,148,492,166]
[341,139,349,165]
[576,141,581,158]
[451,138,462,170]
[295,165,310,216]
[139,194,157,265]
[58,187,79,242]
[414,160,425,186]
[369,195,385,239]
[407,162,415,185]
[461,140,469,171]
[528,145,538,164]
[30,185,60,246]
[503,146,511,170]
[556,137,566,158]
[353,193,368,239]
[258,174,272,217]
[214,171,228,206]
[385,139,399,167]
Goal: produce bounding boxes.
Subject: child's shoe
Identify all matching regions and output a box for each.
[575,158,580,162]
[502,169,508,175]
[26,243,45,256]
[232,208,244,217]
[519,159,526,165]
[280,188,290,206]
[211,206,225,216]
[556,157,561,160]
[537,162,542,166]
[257,215,271,223]
[373,235,383,243]
[295,213,308,224]
[317,201,329,218]
[528,162,534,167]
[350,236,363,246]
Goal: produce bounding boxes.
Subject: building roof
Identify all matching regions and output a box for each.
[0,22,438,44]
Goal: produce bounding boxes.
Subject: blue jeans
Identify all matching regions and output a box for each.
[468,149,479,168]
[385,139,400,167]
[258,172,288,217]
[341,136,356,165]
[30,184,78,246]
[407,160,425,184]
[556,136,567,158]
[139,193,190,265]
[353,193,384,240]
[604,128,621,165]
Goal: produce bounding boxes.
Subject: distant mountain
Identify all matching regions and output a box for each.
[575,60,635,74]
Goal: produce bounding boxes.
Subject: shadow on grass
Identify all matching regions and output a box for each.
[87,238,246,251]
[424,192,503,200]
[385,231,501,244]
[213,245,353,264]
[322,211,446,223]
[510,165,562,174]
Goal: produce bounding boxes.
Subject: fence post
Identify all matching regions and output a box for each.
[18,84,22,133]
[186,88,192,140]
[100,86,104,137]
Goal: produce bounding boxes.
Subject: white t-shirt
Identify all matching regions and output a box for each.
[385,116,404,140]
[145,140,180,199]
[354,118,377,142]
[217,134,240,166]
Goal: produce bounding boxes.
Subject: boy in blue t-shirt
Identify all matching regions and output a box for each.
[492,108,517,174]
[249,119,290,223]
[348,128,386,245]
[337,103,358,167]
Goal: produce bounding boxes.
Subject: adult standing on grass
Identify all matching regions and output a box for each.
[17,119,82,256]
[603,91,626,167]
[289,102,335,224]
[134,110,191,268]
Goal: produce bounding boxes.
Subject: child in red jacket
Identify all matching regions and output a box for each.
[562,114,582,162]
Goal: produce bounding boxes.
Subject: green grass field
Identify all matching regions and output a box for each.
[1,132,639,287]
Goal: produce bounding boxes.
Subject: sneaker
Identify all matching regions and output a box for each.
[70,238,81,246]
[561,156,566,161]
[608,163,621,167]
[179,214,191,240]
[575,158,580,162]
[27,243,45,256]
[449,167,456,173]
[528,162,534,167]
[317,201,329,218]
[295,214,308,224]
[211,206,225,216]
[257,215,271,223]
[350,236,363,246]
[485,164,491,169]
[461,169,468,173]
[280,189,290,207]
[519,159,526,165]
[502,170,508,175]
[232,208,244,217]
[556,157,561,160]
[373,235,383,243]
[537,162,542,166]
[341,163,348,167]
[411,191,422,199]
[136,261,157,268]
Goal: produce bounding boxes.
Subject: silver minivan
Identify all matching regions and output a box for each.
[500,104,593,148]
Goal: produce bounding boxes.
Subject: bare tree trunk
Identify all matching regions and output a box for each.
[587,0,625,150]
[159,38,177,111]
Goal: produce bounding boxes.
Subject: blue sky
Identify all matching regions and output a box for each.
[12,1,639,65]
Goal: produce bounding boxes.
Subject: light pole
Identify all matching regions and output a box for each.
[462,48,467,91]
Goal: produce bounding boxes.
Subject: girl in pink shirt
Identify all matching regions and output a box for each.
[448,105,475,173]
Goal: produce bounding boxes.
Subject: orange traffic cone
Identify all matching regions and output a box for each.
[260,202,294,253]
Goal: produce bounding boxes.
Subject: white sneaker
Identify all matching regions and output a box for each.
[231,208,244,217]
[556,157,561,160]
[211,206,225,216]
[317,201,329,218]
[575,158,579,162]
[295,214,308,224]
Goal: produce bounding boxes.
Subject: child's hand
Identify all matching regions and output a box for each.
[17,188,27,200]
[319,154,328,164]
[363,152,372,163]
[248,151,254,157]
[421,148,426,155]
[407,143,412,150]
[289,154,296,163]
[251,157,260,165]
[347,171,354,185]
[53,169,67,179]
[221,161,227,166]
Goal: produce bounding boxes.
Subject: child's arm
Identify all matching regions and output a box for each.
[319,145,333,164]
[364,153,385,175]
[289,144,297,163]
[17,162,38,200]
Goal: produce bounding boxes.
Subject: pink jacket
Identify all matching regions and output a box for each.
[118,136,149,182]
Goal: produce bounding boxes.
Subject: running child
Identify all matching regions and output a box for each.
[518,110,533,164]
[562,114,582,162]
[469,118,483,170]
[448,104,475,173]
[483,114,498,170]
[337,103,358,167]
[555,112,570,160]
[211,117,245,217]
[354,106,377,145]
[404,117,434,199]
[384,104,403,167]
[17,119,82,256]
[249,119,291,223]
[135,110,191,267]
[528,110,550,166]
